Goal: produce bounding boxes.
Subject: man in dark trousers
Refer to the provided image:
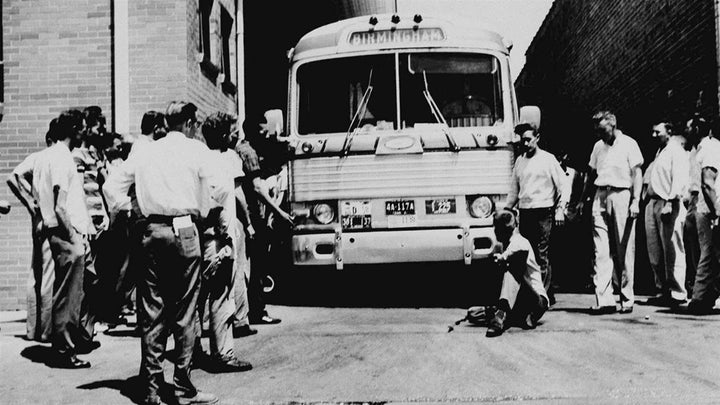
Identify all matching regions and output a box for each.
[104,101,229,405]
[239,113,294,325]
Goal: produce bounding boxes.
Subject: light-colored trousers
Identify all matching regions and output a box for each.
[232,220,250,328]
[691,210,720,303]
[645,198,687,300]
[26,218,55,342]
[592,188,635,308]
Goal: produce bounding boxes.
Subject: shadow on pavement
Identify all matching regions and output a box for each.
[77,375,177,405]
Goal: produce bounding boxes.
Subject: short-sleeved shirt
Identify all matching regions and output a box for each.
[502,233,548,301]
[647,137,690,201]
[694,137,720,213]
[589,131,644,189]
[700,149,720,214]
[32,143,90,233]
[13,151,40,181]
[507,148,569,209]
[206,149,246,235]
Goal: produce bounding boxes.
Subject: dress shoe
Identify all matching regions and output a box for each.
[618,306,633,314]
[589,305,616,315]
[76,340,101,354]
[176,391,219,405]
[208,356,253,373]
[249,315,281,325]
[233,324,258,338]
[486,309,507,337]
[644,293,670,307]
[54,353,91,369]
[685,300,715,315]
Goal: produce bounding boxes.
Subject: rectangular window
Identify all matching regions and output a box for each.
[198,0,219,79]
[220,5,236,94]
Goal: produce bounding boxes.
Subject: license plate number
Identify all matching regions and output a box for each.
[341,201,372,229]
[387,215,417,228]
[425,198,456,215]
[385,200,415,215]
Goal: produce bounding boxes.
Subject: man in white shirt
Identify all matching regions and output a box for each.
[104,102,229,405]
[644,122,690,306]
[580,111,644,314]
[686,118,720,314]
[32,110,92,368]
[506,123,570,303]
[6,121,57,342]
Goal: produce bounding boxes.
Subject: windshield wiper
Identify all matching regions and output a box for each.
[422,71,459,152]
[341,69,374,156]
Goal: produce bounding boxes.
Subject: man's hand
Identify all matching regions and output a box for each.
[661,200,673,221]
[629,200,640,218]
[554,208,565,226]
[277,211,295,227]
[246,224,256,240]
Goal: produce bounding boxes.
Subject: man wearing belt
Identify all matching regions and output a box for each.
[506,123,570,304]
[32,110,92,367]
[686,118,720,314]
[580,111,644,314]
[104,101,228,405]
[644,122,690,306]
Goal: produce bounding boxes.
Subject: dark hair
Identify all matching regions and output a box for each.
[165,101,198,130]
[493,209,517,229]
[83,106,105,128]
[55,109,84,141]
[202,112,236,150]
[242,111,267,144]
[691,116,710,139]
[514,123,537,136]
[141,111,165,135]
[45,118,59,145]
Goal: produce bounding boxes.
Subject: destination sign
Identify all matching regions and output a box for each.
[349,28,445,46]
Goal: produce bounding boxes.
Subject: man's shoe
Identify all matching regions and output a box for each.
[208,356,253,373]
[645,293,670,307]
[618,306,633,314]
[486,309,506,337]
[176,391,219,405]
[54,353,91,369]
[669,297,687,308]
[76,340,101,354]
[140,394,163,405]
[233,325,258,338]
[249,315,281,325]
[589,305,616,315]
[686,300,715,315]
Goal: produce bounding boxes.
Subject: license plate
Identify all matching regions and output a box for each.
[385,200,415,215]
[341,201,372,229]
[387,214,417,228]
[425,198,456,215]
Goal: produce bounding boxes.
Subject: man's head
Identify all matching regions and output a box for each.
[514,123,539,155]
[592,110,617,143]
[56,109,85,148]
[242,111,269,147]
[165,101,199,138]
[45,118,58,146]
[140,111,167,140]
[652,122,672,146]
[685,115,709,147]
[202,112,237,151]
[83,106,106,143]
[493,209,517,246]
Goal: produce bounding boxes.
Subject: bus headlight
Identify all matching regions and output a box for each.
[313,203,335,224]
[468,196,494,218]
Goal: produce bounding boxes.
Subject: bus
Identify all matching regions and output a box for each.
[276,13,537,275]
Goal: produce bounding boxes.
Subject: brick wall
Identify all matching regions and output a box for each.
[0,0,113,309]
[516,0,718,162]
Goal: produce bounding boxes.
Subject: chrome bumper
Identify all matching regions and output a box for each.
[291,226,496,269]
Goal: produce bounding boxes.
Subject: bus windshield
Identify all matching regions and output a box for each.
[296,52,504,135]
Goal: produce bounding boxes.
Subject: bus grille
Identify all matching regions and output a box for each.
[291,150,513,201]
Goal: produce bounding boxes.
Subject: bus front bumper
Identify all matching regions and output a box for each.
[291,226,496,269]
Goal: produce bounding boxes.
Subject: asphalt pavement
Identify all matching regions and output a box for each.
[2,292,720,404]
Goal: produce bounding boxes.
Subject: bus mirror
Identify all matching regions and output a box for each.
[264,109,284,137]
[519,106,541,130]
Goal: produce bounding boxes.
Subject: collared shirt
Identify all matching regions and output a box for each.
[103,131,229,218]
[13,150,41,182]
[647,137,689,201]
[206,149,246,234]
[129,135,152,158]
[236,140,265,224]
[501,232,548,301]
[507,148,569,209]
[72,146,109,235]
[589,131,644,188]
[693,137,720,213]
[32,143,90,233]
[700,147,720,214]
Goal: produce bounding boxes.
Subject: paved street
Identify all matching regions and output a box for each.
[2,287,720,404]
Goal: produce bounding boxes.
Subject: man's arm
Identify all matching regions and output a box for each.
[550,157,569,225]
[629,165,643,218]
[234,178,254,237]
[7,175,37,216]
[578,169,598,214]
[505,164,519,210]
[102,157,135,214]
[53,185,75,239]
[252,176,293,226]
[701,166,719,217]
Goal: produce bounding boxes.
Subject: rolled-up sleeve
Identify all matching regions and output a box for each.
[102,156,135,213]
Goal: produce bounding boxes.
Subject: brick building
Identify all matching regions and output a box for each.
[516,0,720,291]
[516,0,719,163]
[0,0,242,309]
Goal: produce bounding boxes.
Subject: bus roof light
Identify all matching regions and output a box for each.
[413,14,423,24]
[369,16,378,26]
[391,15,401,24]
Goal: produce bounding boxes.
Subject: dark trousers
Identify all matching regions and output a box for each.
[247,222,270,320]
[138,222,201,397]
[519,207,554,291]
[48,229,85,355]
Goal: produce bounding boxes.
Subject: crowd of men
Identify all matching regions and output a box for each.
[8,102,293,405]
[483,110,720,338]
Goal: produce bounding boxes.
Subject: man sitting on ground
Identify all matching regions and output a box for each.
[486,209,550,338]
